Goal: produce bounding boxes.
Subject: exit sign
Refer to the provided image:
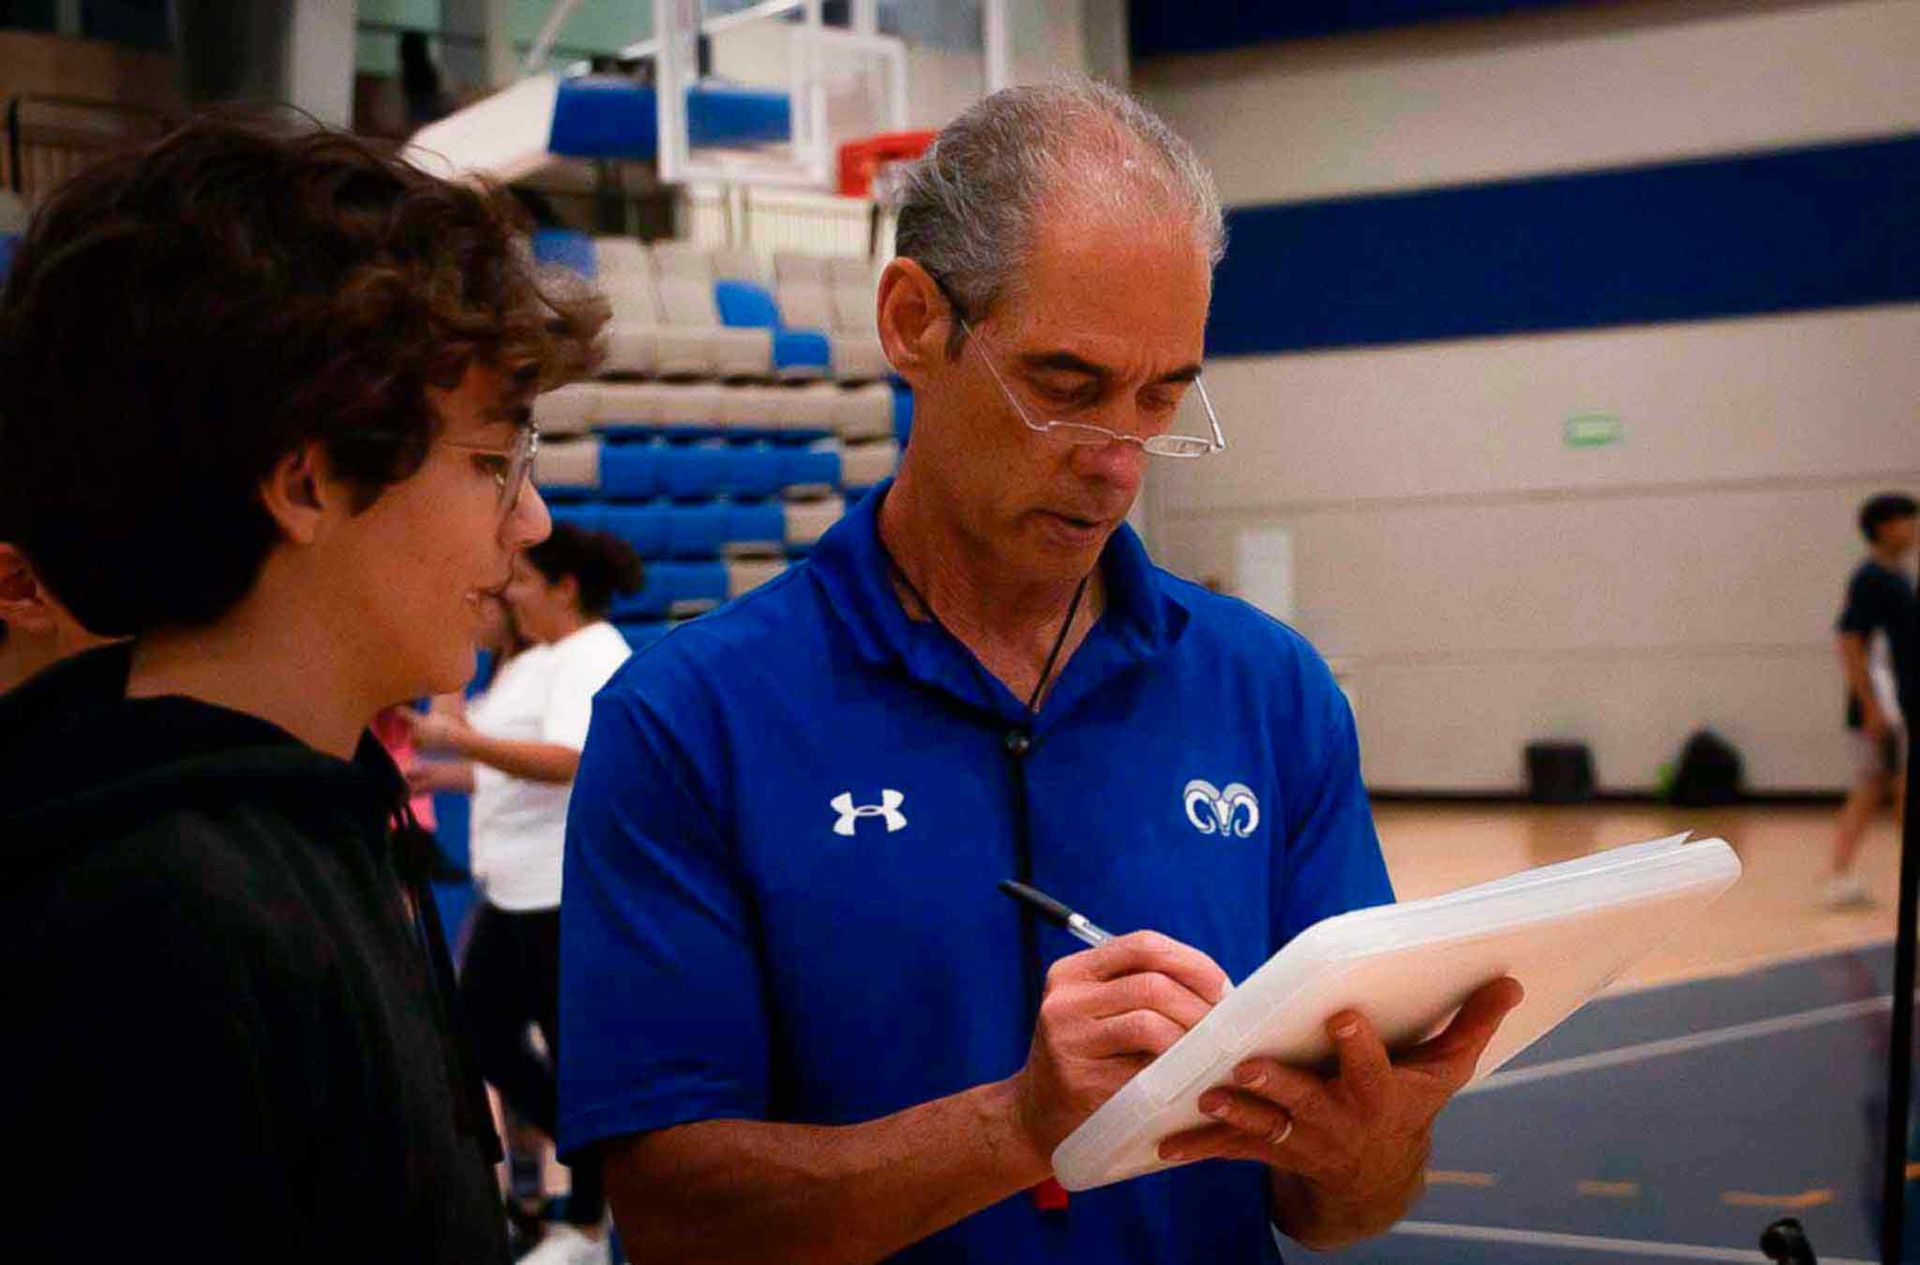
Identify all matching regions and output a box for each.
[1564,412,1624,448]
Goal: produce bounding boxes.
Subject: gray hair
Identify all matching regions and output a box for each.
[891,75,1225,326]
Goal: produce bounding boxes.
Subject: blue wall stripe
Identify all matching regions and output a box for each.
[1130,0,1583,57]
[1207,135,1920,358]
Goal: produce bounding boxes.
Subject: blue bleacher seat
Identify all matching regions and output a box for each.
[611,560,729,619]
[772,328,832,375]
[0,234,16,284]
[598,500,790,559]
[714,279,834,377]
[547,502,604,532]
[598,444,665,500]
[892,383,914,446]
[600,503,673,555]
[662,502,730,556]
[726,501,787,552]
[532,228,596,278]
[784,445,841,491]
[714,279,781,329]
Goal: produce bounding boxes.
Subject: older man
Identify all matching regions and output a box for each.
[559,78,1519,1265]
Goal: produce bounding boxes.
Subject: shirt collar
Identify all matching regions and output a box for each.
[806,480,1189,714]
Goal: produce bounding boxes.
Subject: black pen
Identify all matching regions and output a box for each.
[999,880,1114,948]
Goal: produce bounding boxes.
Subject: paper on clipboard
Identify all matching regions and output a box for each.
[1051,833,1740,1192]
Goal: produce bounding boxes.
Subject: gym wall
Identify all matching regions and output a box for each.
[1133,0,1920,794]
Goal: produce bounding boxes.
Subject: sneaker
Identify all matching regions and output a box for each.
[518,1223,611,1265]
[1824,874,1873,910]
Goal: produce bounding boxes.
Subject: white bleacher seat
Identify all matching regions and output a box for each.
[590,381,665,428]
[594,237,652,281]
[635,381,691,427]
[655,270,773,380]
[774,251,832,288]
[830,280,873,332]
[600,323,661,378]
[711,246,771,286]
[532,383,600,436]
[650,241,710,280]
[840,438,901,489]
[781,382,843,434]
[816,257,888,381]
[726,557,789,599]
[777,282,836,332]
[533,435,601,490]
[717,384,783,431]
[597,254,667,377]
[833,382,895,441]
[784,497,845,548]
[829,333,890,382]
[827,256,872,289]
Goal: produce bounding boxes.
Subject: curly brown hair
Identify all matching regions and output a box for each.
[0,114,607,637]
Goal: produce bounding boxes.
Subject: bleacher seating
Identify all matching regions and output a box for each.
[530,234,908,618]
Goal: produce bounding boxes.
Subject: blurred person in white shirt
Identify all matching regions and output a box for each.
[406,523,642,1265]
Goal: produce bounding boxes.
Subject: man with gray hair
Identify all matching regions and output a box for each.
[558,77,1519,1264]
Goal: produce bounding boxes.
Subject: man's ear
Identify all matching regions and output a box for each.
[875,257,955,387]
[0,543,59,636]
[258,442,336,546]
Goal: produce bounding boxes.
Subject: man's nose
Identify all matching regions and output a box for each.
[1069,434,1148,491]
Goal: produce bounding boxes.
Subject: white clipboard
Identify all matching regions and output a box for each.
[1051,833,1742,1192]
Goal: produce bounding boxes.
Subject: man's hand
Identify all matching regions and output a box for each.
[1010,931,1231,1162]
[1156,976,1524,1248]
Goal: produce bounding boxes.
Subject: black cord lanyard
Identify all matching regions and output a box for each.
[881,550,1092,717]
[879,542,1092,1217]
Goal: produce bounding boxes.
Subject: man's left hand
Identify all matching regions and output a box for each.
[1155,976,1524,1247]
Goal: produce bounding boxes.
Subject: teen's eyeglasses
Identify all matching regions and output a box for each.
[440,425,541,523]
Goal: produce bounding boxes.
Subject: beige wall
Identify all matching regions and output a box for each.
[1135,0,1920,792]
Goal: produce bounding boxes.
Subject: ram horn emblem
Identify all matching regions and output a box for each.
[1183,779,1260,839]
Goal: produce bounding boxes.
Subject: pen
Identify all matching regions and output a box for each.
[999,879,1114,948]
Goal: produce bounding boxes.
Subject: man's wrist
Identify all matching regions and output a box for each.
[973,1076,1053,1190]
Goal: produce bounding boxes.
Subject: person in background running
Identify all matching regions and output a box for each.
[1827,492,1916,908]
[406,523,643,1265]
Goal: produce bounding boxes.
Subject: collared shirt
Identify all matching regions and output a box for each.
[559,484,1393,1264]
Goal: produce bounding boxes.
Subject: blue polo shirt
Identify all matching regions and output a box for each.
[559,484,1393,1263]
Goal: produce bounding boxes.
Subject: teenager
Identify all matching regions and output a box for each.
[0,117,604,1261]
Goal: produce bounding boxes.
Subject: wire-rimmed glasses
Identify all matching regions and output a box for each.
[959,316,1226,458]
[440,424,541,523]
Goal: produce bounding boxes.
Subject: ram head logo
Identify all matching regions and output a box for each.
[1183,779,1260,839]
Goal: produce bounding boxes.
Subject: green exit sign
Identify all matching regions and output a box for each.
[1564,412,1624,448]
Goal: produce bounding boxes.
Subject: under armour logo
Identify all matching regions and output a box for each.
[1183,779,1260,838]
[831,789,908,837]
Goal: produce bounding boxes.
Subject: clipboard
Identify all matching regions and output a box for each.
[1051,833,1742,1192]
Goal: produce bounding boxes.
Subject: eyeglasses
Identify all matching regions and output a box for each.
[957,316,1227,459]
[440,424,541,523]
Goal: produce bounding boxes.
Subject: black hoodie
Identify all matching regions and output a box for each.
[0,643,510,1263]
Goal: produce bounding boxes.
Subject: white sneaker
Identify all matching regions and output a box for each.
[519,1223,611,1265]
[1824,874,1872,910]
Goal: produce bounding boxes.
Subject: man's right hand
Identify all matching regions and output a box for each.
[1009,931,1232,1161]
